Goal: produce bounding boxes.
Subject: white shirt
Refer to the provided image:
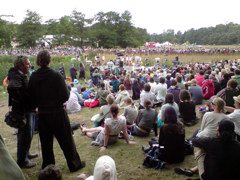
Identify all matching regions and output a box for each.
[66,92,81,114]
[148,82,157,93]
[155,83,167,101]
[227,109,240,136]
[140,91,155,106]
[197,112,229,138]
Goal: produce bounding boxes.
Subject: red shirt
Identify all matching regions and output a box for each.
[195,75,204,86]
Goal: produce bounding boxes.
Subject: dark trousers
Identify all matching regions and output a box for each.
[71,76,76,82]
[17,112,34,166]
[38,108,82,171]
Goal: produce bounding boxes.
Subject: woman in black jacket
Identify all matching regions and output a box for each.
[158,106,185,163]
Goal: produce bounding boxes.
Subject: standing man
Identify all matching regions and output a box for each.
[28,50,85,172]
[69,64,77,81]
[7,55,37,168]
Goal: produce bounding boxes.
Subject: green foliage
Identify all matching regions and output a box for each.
[0,56,15,83]
[89,11,147,48]
[17,10,43,47]
[88,52,97,60]
[180,22,240,45]
[3,9,240,48]
[0,17,17,48]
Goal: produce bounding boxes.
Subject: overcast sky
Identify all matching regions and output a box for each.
[1,0,239,34]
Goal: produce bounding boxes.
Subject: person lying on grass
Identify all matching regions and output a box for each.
[80,104,136,152]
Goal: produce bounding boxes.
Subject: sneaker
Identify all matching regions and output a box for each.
[20,161,36,168]
[174,167,193,177]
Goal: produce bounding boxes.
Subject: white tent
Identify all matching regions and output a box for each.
[161,41,172,46]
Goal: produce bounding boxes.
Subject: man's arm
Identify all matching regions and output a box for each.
[192,137,211,150]
[225,106,235,113]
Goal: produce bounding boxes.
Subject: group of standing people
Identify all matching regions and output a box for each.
[60,62,86,83]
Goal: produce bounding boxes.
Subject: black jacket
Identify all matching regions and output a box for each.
[28,67,69,111]
[7,67,29,113]
[193,137,240,180]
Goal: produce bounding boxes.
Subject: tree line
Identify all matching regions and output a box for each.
[1,10,240,48]
[147,23,240,46]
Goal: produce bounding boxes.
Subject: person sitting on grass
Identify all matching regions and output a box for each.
[80,104,136,152]
[174,97,229,178]
[179,89,198,126]
[201,74,215,99]
[122,97,138,127]
[154,77,167,102]
[159,106,185,163]
[158,93,180,127]
[130,99,158,137]
[209,79,240,108]
[108,75,120,93]
[94,94,115,127]
[192,120,240,180]
[142,106,185,170]
[115,84,130,108]
[65,85,81,114]
[167,79,181,104]
[87,82,109,108]
[188,79,204,105]
[139,83,155,110]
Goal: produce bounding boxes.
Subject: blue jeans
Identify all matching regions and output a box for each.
[17,112,34,166]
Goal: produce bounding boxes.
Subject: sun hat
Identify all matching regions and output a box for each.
[93,155,117,180]
[233,95,240,103]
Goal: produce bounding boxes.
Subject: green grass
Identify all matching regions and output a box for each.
[0,89,206,180]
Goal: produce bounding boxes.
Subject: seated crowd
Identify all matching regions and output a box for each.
[3,55,240,180]
[65,58,240,180]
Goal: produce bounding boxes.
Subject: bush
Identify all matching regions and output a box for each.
[88,52,97,60]
[0,56,15,84]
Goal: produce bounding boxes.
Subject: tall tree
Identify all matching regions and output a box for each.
[89,11,146,48]
[17,10,43,47]
[71,10,92,47]
[0,16,16,48]
[90,11,119,48]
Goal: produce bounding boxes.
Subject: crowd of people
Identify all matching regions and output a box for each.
[1,45,240,57]
[1,50,240,180]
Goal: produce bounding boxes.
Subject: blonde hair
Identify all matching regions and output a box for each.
[213,97,225,112]
[125,73,131,82]
[119,84,125,91]
[106,94,114,105]
[221,69,226,75]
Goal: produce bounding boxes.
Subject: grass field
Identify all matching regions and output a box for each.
[0,51,238,180]
[0,90,206,180]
